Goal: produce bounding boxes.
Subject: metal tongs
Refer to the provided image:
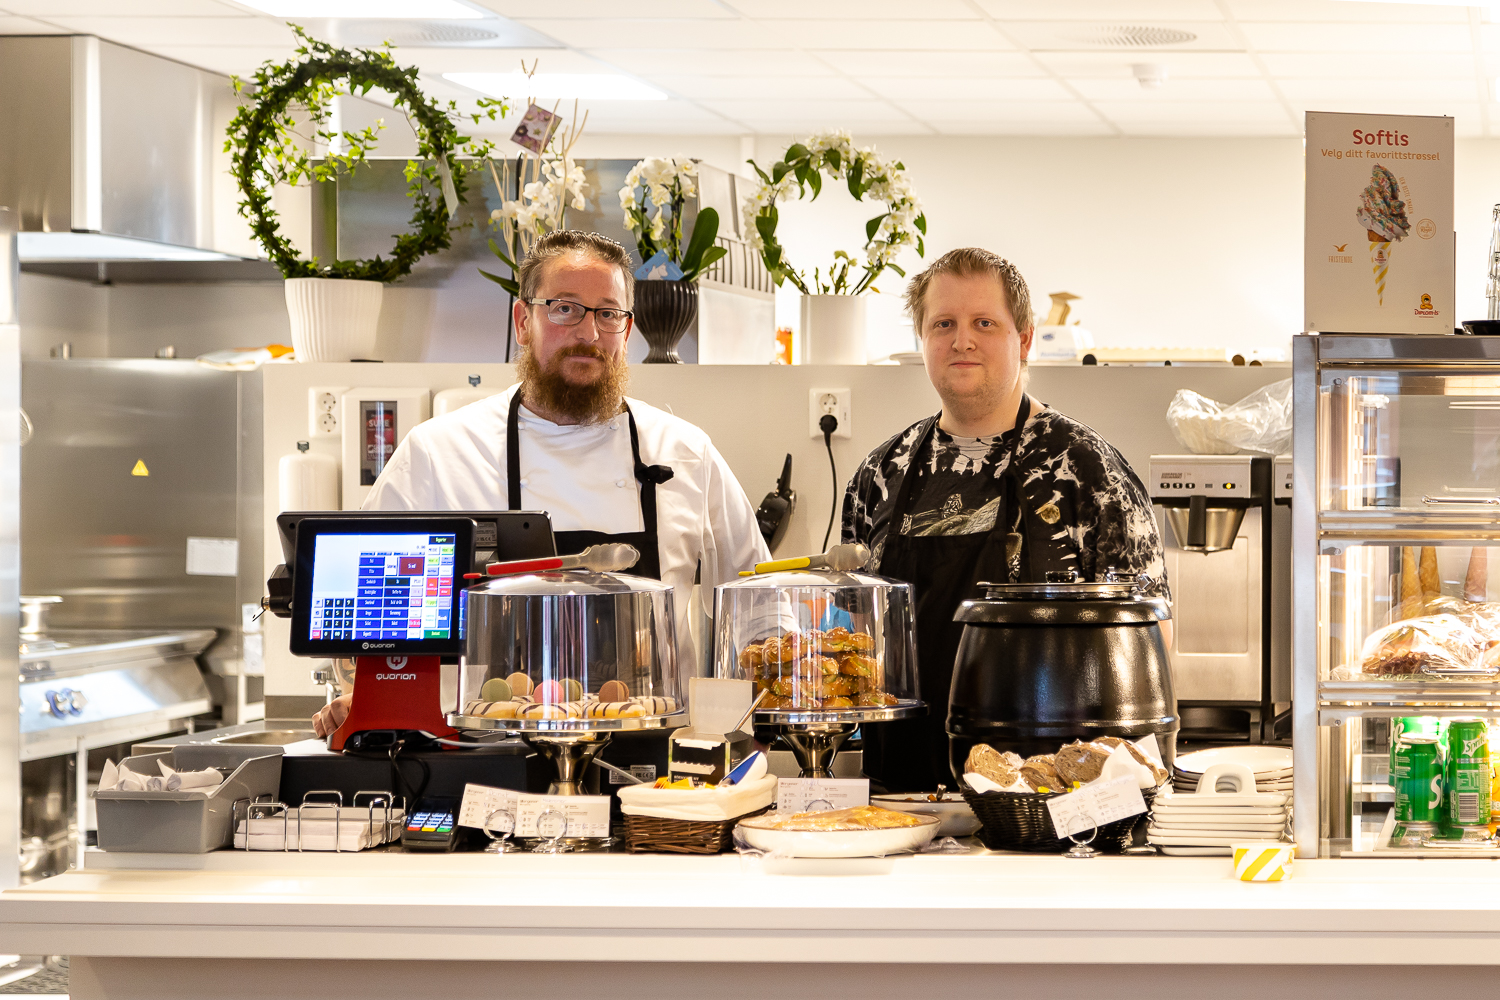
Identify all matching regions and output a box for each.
[464,543,641,580]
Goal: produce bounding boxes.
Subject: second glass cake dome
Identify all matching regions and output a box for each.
[712,569,920,721]
[452,570,686,732]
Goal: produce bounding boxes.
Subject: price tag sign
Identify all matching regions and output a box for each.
[775,778,868,814]
[1044,777,1147,840]
[515,794,611,839]
[457,783,519,830]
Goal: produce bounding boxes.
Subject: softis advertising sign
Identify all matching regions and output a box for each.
[1305,111,1454,334]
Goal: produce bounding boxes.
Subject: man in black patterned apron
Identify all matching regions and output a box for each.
[842,248,1172,792]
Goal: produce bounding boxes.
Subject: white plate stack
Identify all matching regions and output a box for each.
[1148,760,1291,857]
[1171,745,1293,795]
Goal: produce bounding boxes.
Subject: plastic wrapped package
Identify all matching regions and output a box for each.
[1358,614,1488,676]
[1165,378,1293,456]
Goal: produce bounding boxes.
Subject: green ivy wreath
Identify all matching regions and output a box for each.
[225,25,505,282]
[744,130,925,296]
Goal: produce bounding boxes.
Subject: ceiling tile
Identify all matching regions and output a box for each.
[43,15,296,47]
[1224,0,1471,23]
[143,44,294,75]
[858,76,1074,101]
[1284,98,1478,120]
[1091,100,1292,123]
[1259,51,1478,78]
[1006,20,1244,51]
[736,118,935,135]
[586,47,836,75]
[1069,77,1278,100]
[930,119,1116,136]
[0,15,67,32]
[1112,118,1300,136]
[3,0,239,13]
[976,0,1223,17]
[1278,77,1480,101]
[700,98,906,122]
[474,0,732,17]
[752,19,1013,51]
[403,47,612,73]
[518,18,780,49]
[814,50,1044,77]
[892,99,1104,123]
[1032,51,1262,77]
[1240,21,1472,53]
[726,0,978,18]
[643,74,869,99]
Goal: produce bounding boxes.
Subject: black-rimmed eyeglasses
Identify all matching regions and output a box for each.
[525,298,634,334]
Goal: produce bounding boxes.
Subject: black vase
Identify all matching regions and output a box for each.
[633,279,698,364]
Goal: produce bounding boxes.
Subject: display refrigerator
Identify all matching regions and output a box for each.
[1294,333,1500,857]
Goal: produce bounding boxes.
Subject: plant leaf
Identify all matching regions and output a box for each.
[914,213,927,235]
[865,213,888,243]
[679,206,720,278]
[478,268,519,295]
[786,143,809,163]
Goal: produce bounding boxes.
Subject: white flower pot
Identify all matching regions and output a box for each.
[799,294,867,365]
[285,277,383,362]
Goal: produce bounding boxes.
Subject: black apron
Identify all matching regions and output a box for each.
[507,390,672,580]
[866,394,1072,793]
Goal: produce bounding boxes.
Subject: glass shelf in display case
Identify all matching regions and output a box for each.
[1295,334,1500,859]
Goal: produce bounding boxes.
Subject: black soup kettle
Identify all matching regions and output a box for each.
[946,578,1178,784]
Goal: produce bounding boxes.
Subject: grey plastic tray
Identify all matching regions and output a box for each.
[95,745,284,853]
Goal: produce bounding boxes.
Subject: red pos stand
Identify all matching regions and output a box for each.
[328,655,457,751]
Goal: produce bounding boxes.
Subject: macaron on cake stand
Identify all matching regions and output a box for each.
[715,545,924,778]
[449,545,688,846]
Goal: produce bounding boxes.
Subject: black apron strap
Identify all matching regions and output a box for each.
[506,390,524,511]
[626,404,674,534]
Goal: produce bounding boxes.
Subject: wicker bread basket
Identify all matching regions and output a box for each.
[623,805,771,854]
[959,785,1155,854]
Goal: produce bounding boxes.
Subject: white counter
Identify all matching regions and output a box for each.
[5,849,1500,999]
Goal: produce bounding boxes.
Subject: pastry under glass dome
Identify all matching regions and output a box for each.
[450,570,686,735]
[712,569,923,776]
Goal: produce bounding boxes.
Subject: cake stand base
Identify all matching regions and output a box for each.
[779,722,858,778]
[522,732,612,795]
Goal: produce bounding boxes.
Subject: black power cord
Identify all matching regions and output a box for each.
[820,413,839,550]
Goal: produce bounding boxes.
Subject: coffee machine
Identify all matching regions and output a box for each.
[1148,454,1291,744]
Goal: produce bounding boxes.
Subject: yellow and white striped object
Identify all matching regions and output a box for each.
[1233,842,1293,881]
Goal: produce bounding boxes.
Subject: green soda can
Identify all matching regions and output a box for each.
[1393,737,1443,826]
[1391,716,1444,774]
[1445,719,1492,830]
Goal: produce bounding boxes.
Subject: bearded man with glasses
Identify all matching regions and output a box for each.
[312,230,771,738]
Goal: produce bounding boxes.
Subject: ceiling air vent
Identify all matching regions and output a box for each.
[1058,25,1198,48]
[320,18,559,50]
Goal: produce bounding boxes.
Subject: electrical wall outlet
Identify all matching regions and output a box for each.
[809,387,852,439]
[309,387,347,438]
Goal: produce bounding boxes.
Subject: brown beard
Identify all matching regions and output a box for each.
[517,342,630,424]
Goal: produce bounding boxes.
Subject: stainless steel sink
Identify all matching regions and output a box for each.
[211,729,317,745]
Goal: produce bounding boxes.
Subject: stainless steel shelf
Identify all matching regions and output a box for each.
[1318,510,1500,543]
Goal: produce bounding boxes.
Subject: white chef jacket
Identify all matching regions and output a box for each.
[363,383,772,673]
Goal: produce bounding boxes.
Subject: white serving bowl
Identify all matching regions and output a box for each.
[870,793,982,838]
[736,814,940,858]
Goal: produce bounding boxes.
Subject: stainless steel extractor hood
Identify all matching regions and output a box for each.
[0,36,251,263]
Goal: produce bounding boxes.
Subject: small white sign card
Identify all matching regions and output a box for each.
[1044,776,1147,840]
[457,783,611,839]
[457,783,518,830]
[775,777,869,814]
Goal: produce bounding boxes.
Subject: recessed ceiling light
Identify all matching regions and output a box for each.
[446,72,667,102]
[234,0,483,18]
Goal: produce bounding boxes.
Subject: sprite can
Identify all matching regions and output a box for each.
[1391,716,1444,776]
[1445,719,1492,831]
[1393,737,1443,826]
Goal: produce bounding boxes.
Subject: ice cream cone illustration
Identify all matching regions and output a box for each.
[1355,164,1410,307]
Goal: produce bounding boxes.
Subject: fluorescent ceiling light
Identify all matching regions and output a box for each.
[445,72,667,102]
[234,0,483,18]
[18,233,243,263]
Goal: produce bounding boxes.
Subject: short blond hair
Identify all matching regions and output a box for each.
[905,247,1031,336]
[517,231,635,307]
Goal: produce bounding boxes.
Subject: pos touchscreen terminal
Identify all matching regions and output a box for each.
[288,517,475,750]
